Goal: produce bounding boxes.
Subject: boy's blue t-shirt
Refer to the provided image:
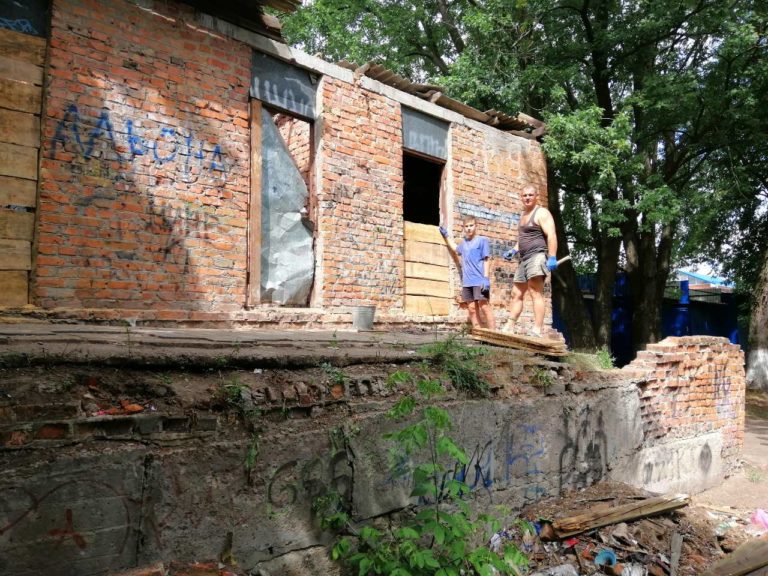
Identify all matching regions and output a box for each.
[456,236,490,287]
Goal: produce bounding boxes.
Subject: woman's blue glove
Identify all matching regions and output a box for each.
[546,255,558,271]
[438,226,448,238]
[481,277,491,291]
[503,249,517,261]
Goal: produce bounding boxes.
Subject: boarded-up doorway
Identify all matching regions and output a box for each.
[403,152,451,315]
[0,25,45,307]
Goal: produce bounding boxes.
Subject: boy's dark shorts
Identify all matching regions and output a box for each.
[461,286,490,303]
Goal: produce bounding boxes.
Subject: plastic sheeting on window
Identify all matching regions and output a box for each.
[260,109,314,305]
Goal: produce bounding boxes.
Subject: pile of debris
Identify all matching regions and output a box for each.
[494,481,768,575]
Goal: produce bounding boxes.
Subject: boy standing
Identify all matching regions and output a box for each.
[439,218,496,330]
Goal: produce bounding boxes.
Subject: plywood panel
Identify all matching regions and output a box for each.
[405,277,451,298]
[0,78,42,113]
[0,108,40,148]
[404,220,444,244]
[405,295,451,316]
[0,28,46,65]
[404,238,450,266]
[0,239,31,269]
[0,54,43,85]
[0,142,37,180]
[0,270,27,306]
[405,261,449,282]
[0,209,34,240]
[247,100,262,306]
[0,175,36,207]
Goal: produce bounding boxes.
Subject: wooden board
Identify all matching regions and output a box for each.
[404,220,445,244]
[0,270,27,307]
[0,108,40,148]
[246,100,262,306]
[0,239,31,269]
[0,78,42,113]
[405,238,450,265]
[0,175,36,207]
[405,277,451,298]
[0,141,38,180]
[405,295,451,316]
[0,54,43,85]
[0,28,46,65]
[702,538,768,575]
[472,327,568,356]
[0,209,34,240]
[405,261,449,282]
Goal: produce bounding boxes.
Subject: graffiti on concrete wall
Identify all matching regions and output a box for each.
[50,104,229,183]
[267,452,352,513]
[504,423,547,502]
[0,479,133,570]
[642,441,713,486]
[558,405,607,493]
[377,440,494,504]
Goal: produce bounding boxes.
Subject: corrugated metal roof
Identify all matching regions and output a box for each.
[337,60,546,136]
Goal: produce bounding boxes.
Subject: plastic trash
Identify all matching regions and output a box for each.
[594,548,618,567]
[751,508,768,530]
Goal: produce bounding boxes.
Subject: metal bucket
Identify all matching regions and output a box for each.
[351,305,376,331]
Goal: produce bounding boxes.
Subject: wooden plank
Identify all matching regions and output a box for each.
[405,277,451,298]
[0,209,34,240]
[0,78,42,113]
[0,28,46,65]
[405,238,450,266]
[404,220,445,244]
[0,108,40,148]
[472,327,568,355]
[247,99,262,307]
[0,270,27,306]
[0,142,38,180]
[0,175,36,207]
[405,295,451,316]
[0,54,43,85]
[702,539,768,575]
[405,262,449,282]
[550,494,691,538]
[0,239,31,269]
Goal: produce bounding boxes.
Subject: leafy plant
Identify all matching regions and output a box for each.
[595,347,615,370]
[326,378,527,575]
[321,361,348,386]
[530,368,553,389]
[419,336,490,396]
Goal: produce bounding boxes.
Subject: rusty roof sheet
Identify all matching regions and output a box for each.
[337,60,546,137]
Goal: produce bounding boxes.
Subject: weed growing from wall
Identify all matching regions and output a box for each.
[419,336,491,396]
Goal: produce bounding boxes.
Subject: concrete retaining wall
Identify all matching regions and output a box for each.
[0,336,745,575]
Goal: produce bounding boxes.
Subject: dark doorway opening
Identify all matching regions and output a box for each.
[403,152,443,225]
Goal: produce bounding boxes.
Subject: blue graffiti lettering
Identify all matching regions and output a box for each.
[85,109,123,161]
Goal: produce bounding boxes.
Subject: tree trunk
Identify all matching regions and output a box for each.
[547,174,597,351]
[747,247,768,390]
[593,236,621,349]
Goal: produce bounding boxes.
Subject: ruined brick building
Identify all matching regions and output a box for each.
[0,0,549,329]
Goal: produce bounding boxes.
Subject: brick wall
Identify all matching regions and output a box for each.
[316,77,404,309]
[36,0,251,317]
[624,336,746,466]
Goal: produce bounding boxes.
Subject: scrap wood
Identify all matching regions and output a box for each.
[550,493,691,538]
[471,327,568,356]
[701,538,768,575]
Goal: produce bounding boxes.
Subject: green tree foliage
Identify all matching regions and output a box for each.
[282,0,767,355]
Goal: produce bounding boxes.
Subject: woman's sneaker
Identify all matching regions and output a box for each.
[527,327,542,338]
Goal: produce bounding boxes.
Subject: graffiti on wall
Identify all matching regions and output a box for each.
[0,479,133,570]
[267,452,352,513]
[377,440,494,504]
[558,405,607,493]
[50,104,230,183]
[642,442,713,487]
[505,423,547,502]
